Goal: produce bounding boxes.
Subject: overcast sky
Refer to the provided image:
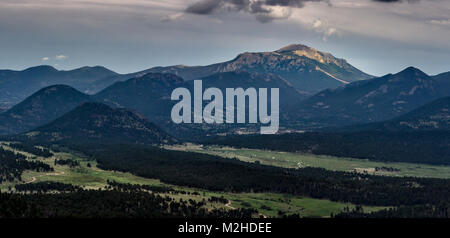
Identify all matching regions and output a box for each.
[0,0,449,76]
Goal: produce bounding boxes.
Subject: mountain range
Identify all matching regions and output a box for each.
[0,44,371,109]
[0,67,448,139]
[145,44,372,94]
[95,71,305,138]
[0,65,117,106]
[0,44,448,141]
[342,96,450,132]
[291,67,450,129]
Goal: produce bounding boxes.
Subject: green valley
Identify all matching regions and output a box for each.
[168,144,450,179]
[0,141,386,218]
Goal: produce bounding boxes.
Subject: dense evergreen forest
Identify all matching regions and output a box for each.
[0,147,53,183]
[334,203,450,218]
[206,131,450,165]
[14,182,81,193]
[8,143,53,158]
[0,181,258,218]
[68,143,450,207]
[54,158,80,168]
[0,183,256,218]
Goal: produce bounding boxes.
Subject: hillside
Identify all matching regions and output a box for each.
[22,102,175,145]
[292,67,445,129]
[0,85,90,135]
[433,71,450,96]
[344,96,450,132]
[94,73,184,120]
[95,71,305,139]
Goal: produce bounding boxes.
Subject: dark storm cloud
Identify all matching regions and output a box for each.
[372,0,401,2]
[185,0,419,22]
[185,0,323,22]
[185,0,223,15]
[372,0,419,2]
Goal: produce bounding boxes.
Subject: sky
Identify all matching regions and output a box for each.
[0,0,449,76]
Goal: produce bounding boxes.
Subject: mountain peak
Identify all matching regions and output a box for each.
[38,84,79,93]
[23,65,58,73]
[0,84,90,135]
[393,67,430,82]
[275,44,345,66]
[398,66,427,76]
[71,66,117,75]
[28,102,176,144]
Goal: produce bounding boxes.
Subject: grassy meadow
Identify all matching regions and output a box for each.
[167,144,450,179]
[0,142,388,218]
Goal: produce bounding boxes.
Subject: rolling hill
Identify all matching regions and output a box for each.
[22,102,175,145]
[0,85,91,135]
[343,96,450,132]
[95,71,306,139]
[94,73,184,121]
[292,67,447,129]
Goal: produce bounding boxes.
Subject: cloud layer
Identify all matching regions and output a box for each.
[185,0,324,22]
[184,0,419,22]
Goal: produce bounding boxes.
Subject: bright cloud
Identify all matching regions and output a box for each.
[55,55,67,60]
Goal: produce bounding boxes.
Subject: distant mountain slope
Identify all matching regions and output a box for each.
[94,73,184,120]
[23,102,175,144]
[0,65,118,105]
[188,71,308,106]
[145,44,372,94]
[0,85,90,135]
[94,71,306,139]
[433,71,450,96]
[344,96,450,132]
[292,67,445,129]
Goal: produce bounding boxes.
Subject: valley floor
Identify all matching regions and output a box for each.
[166,144,450,179]
[0,142,387,218]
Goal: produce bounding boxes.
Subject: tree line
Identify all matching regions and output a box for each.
[0,147,53,184]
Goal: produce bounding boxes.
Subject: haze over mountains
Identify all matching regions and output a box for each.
[0,66,117,107]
